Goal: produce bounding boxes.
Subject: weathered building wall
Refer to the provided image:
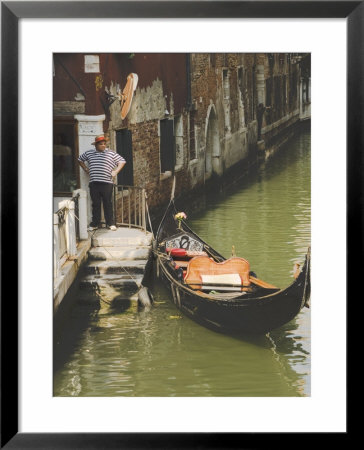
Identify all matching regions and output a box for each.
[188,53,259,189]
[53,52,310,218]
[53,53,190,210]
[54,53,188,125]
[259,53,302,147]
[104,54,190,210]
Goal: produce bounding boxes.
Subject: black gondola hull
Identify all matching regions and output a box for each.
[155,199,311,335]
[157,257,309,334]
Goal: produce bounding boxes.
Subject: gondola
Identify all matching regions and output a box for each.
[155,190,311,335]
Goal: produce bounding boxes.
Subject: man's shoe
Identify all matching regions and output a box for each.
[87,225,98,231]
[109,225,117,231]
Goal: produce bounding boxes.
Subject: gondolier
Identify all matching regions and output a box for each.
[78,134,126,231]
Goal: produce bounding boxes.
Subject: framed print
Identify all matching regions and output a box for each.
[2,1,360,447]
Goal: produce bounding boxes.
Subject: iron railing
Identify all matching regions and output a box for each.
[113,185,147,232]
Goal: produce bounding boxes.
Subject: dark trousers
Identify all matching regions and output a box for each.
[89,182,114,227]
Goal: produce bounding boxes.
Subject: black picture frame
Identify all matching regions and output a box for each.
[1,1,358,448]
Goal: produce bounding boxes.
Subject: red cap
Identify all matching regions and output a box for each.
[91,134,107,145]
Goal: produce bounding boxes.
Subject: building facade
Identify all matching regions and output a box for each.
[53,52,310,217]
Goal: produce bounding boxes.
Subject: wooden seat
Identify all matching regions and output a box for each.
[184,256,251,290]
[173,260,189,268]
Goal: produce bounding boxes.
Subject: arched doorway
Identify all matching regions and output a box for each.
[205,106,220,179]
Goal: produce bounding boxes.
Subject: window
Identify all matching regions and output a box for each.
[274,76,282,115]
[53,120,79,194]
[189,111,196,160]
[251,67,256,121]
[237,67,246,127]
[266,77,273,107]
[116,129,133,186]
[238,68,244,94]
[223,69,231,131]
[223,69,230,100]
[283,75,287,113]
[290,70,298,106]
[160,119,175,173]
[84,55,100,73]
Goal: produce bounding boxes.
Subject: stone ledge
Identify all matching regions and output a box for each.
[84,259,149,274]
[88,246,151,261]
[53,238,92,314]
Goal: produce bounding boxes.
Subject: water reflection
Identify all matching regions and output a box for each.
[54,282,310,397]
[54,127,310,397]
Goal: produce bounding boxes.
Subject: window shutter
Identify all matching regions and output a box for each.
[160,119,175,172]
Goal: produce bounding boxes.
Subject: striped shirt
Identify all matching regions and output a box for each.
[78,148,125,184]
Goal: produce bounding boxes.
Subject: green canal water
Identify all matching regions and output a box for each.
[54,127,311,397]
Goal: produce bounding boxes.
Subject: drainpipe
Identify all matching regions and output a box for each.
[186,53,192,110]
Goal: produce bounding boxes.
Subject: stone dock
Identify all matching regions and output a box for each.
[80,227,154,299]
[54,226,154,313]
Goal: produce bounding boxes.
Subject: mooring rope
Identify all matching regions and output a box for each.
[100,245,142,288]
[145,196,154,238]
[89,243,144,307]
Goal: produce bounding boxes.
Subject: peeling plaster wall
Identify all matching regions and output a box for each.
[107,78,167,129]
[53,52,309,215]
[189,53,258,183]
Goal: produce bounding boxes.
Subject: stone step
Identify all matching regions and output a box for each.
[79,273,143,289]
[92,236,152,247]
[75,292,140,309]
[88,246,151,261]
[75,283,140,307]
[83,259,149,275]
[78,291,140,301]
[91,228,153,248]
